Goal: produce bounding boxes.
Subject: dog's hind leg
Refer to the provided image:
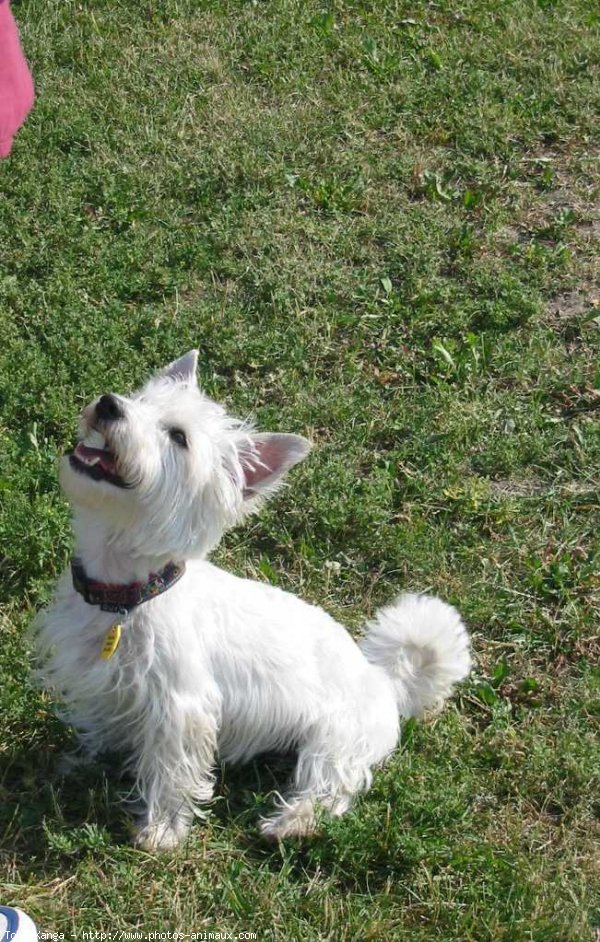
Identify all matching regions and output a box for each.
[258,744,365,841]
[259,699,399,841]
[259,788,351,841]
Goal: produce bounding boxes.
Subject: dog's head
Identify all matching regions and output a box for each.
[61,351,311,558]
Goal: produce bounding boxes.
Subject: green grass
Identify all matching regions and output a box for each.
[1,0,599,938]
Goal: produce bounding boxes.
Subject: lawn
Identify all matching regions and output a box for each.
[0,0,599,939]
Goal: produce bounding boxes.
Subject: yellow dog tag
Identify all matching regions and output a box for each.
[101,622,123,660]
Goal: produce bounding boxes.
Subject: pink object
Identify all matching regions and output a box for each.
[0,0,35,158]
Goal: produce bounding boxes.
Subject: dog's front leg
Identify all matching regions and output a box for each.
[131,712,217,852]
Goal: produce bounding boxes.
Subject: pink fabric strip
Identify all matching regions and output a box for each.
[0,1,35,157]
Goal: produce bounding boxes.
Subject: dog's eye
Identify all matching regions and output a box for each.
[168,428,188,448]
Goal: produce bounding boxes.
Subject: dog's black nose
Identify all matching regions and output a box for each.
[96,394,124,422]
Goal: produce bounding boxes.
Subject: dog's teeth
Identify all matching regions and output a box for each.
[74,443,103,466]
[84,430,107,450]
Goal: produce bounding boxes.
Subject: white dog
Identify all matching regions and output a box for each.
[34,351,471,850]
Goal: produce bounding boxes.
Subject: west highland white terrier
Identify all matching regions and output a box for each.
[34,351,471,850]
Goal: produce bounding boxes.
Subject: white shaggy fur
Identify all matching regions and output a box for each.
[33,351,472,850]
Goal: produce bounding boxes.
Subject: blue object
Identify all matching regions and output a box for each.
[0,908,20,942]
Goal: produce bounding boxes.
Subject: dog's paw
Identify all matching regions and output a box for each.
[133,819,189,852]
[259,799,318,842]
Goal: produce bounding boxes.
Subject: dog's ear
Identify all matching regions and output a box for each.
[161,350,199,385]
[240,433,311,499]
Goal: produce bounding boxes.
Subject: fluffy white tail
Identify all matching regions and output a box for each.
[360,593,472,718]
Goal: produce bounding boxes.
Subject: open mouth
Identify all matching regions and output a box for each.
[69,440,128,488]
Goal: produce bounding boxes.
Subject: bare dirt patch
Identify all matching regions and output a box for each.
[547,289,598,323]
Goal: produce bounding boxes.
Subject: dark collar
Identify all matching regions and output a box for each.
[71,558,185,613]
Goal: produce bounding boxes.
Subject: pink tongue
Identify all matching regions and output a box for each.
[75,443,117,474]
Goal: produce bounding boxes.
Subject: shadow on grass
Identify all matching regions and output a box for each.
[1,734,405,894]
[0,743,297,865]
[211,755,414,895]
[0,737,130,877]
